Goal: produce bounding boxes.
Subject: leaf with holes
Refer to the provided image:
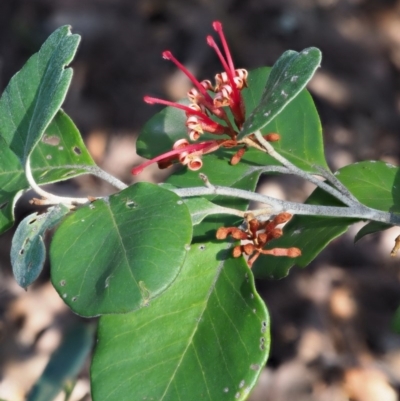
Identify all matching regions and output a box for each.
[241,67,328,172]
[239,47,322,138]
[253,160,400,279]
[50,183,193,317]
[91,241,269,401]
[0,110,95,235]
[11,204,70,289]
[0,26,80,164]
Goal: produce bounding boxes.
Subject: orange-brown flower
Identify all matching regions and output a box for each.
[216,213,301,268]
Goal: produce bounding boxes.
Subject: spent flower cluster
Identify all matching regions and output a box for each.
[216,213,302,267]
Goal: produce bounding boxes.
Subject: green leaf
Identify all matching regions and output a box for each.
[0,110,95,235]
[241,68,328,172]
[354,222,392,243]
[239,47,322,138]
[11,204,70,289]
[50,183,193,316]
[335,160,400,213]
[0,26,80,164]
[91,242,269,401]
[253,160,400,279]
[183,197,241,225]
[27,322,95,401]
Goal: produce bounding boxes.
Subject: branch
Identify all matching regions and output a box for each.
[253,130,359,207]
[172,184,400,225]
[25,158,89,207]
[85,166,128,190]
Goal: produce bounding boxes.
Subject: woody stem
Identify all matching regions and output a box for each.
[172,184,400,225]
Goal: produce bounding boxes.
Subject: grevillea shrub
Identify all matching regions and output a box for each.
[2,23,400,401]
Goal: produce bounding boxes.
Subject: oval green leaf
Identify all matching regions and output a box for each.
[91,242,269,401]
[50,183,192,316]
[239,47,322,138]
[11,204,70,289]
[0,110,95,235]
[0,26,80,164]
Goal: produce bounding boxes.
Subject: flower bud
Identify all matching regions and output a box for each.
[243,243,255,255]
[187,156,203,171]
[216,227,229,239]
[233,246,242,258]
[230,147,246,165]
[231,228,248,240]
[273,213,292,225]
[264,133,280,142]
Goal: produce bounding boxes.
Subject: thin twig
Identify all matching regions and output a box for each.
[253,130,359,207]
[25,157,89,207]
[86,166,128,190]
[313,165,359,203]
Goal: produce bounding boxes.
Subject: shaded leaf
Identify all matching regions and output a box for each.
[28,322,95,401]
[0,26,80,164]
[239,48,322,138]
[50,183,192,316]
[11,204,70,289]
[354,222,392,243]
[253,160,400,279]
[91,242,269,401]
[0,110,95,235]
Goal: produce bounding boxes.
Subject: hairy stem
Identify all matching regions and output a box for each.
[253,130,359,207]
[25,158,89,206]
[85,166,128,190]
[173,185,400,225]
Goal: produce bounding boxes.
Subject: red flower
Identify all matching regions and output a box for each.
[132,21,249,175]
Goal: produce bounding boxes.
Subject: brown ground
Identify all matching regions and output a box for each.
[1,1,400,400]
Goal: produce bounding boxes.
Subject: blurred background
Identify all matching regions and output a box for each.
[1,0,400,400]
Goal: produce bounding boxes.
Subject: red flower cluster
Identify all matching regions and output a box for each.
[132,21,263,175]
[216,213,301,267]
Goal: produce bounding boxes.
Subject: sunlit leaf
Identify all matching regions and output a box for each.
[239,48,322,138]
[0,110,95,235]
[91,242,269,401]
[50,183,192,316]
[0,26,80,164]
